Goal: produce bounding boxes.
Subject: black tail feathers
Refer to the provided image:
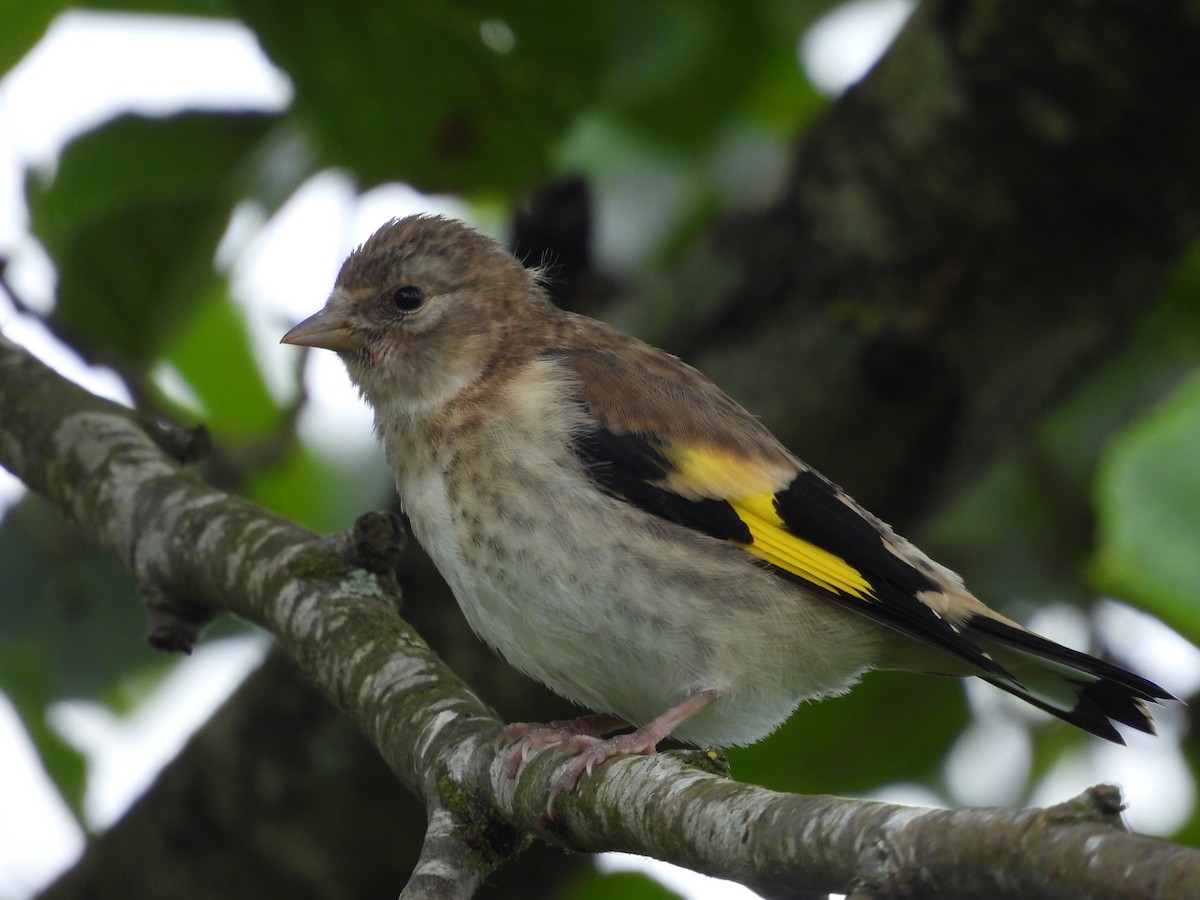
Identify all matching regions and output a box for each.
[966,616,1176,743]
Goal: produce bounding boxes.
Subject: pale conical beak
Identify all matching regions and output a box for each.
[280,306,361,352]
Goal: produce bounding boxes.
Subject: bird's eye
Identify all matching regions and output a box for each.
[386,284,425,313]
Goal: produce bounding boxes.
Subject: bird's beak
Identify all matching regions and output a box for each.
[280,303,360,352]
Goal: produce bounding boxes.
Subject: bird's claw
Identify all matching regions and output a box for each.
[496,716,618,781]
[545,728,662,808]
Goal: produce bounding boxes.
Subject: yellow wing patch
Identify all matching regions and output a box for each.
[734,492,874,599]
[662,445,793,501]
[665,445,874,600]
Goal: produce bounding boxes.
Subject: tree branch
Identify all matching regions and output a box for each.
[36,647,589,900]
[39,651,427,900]
[402,800,506,900]
[4,324,1197,898]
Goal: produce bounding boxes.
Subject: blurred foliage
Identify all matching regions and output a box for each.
[728,670,965,795]
[29,111,281,364]
[228,0,826,191]
[1094,368,1200,637]
[925,253,1200,615]
[0,499,159,817]
[158,286,283,439]
[0,2,63,76]
[569,869,684,900]
[1,1,1199,895]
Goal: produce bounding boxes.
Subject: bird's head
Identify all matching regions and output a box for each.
[281,215,548,415]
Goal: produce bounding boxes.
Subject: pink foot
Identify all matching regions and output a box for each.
[497,713,627,780]
[547,726,664,803]
[496,690,720,810]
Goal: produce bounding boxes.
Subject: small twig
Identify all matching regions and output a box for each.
[345,511,407,577]
[145,593,217,654]
[399,803,499,900]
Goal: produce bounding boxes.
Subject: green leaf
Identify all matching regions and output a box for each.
[1040,244,1200,485]
[0,1,64,76]
[249,442,392,533]
[569,869,684,900]
[0,496,161,814]
[28,110,278,364]
[232,0,607,192]
[0,4,235,84]
[159,285,281,439]
[1093,366,1200,642]
[603,0,819,148]
[728,670,965,796]
[0,499,156,696]
[77,1,230,12]
[0,655,88,820]
[921,458,1089,612]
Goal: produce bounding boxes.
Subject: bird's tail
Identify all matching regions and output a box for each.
[966,616,1176,743]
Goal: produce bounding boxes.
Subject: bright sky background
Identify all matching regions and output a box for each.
[2,3,1196,899]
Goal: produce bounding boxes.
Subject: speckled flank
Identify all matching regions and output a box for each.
[391,354,880,745]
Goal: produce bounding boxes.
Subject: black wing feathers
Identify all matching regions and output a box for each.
[774,470,938,598]
[574,428,752,544]
[774,471,1010,676]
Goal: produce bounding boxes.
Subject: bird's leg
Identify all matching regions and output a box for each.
[544,690,719,803]
[497,712,628,779]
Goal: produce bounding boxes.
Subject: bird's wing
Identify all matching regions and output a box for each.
[557,338,1003,676]
[555,336,1172,741]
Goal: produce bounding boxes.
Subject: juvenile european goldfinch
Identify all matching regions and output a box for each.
[282,215,1172,796]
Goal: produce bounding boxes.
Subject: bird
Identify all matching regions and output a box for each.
[281,214,1173,800]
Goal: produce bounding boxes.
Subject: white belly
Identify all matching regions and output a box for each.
[382,356,878,746]
[397,458,879,747]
